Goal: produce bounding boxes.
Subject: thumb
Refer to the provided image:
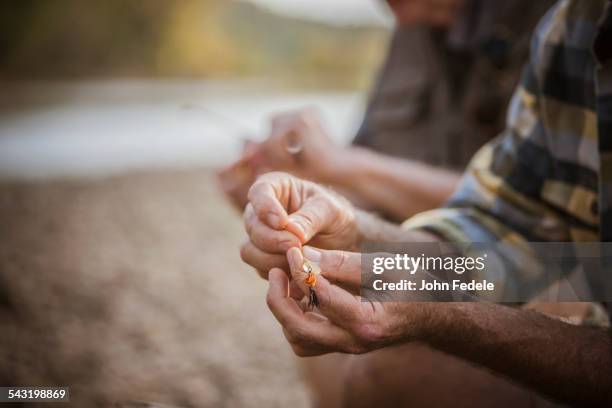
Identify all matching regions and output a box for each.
[286,247,361,327]
[302,246,361,292]
[286,196,337,244]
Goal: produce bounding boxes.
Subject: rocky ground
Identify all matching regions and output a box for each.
[0,169,310,407]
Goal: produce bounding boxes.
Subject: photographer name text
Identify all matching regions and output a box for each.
[372,279,495,292]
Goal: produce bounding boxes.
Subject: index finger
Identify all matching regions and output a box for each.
[248,176,290,230]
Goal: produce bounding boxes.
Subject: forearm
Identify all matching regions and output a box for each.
[417,302,612,407]
[324,147,460,221]
[354,209,437,245]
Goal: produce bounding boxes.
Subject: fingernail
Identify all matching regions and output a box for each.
[303,246,321,262]
[267,213,282,229]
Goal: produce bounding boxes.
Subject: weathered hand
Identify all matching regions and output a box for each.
[254,108,340,182]
[217,140,264,211]
[240,172,358,278]
[264,247,426,356]
[217,157,256,211]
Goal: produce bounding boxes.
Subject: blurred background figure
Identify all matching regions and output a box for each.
[219,0,554,222]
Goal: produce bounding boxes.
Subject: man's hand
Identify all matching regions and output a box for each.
[219,109,341,210]
[265,247,427,356]
[240,172,358,278]
[254,108,341,182]
[217,140,262,211]
[217,158,255,211]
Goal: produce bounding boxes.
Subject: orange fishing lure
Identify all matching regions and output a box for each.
[303,258,320,309]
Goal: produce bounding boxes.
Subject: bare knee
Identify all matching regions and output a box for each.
[341,348,407,408]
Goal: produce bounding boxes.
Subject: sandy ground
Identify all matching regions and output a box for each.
[0,168,310,407]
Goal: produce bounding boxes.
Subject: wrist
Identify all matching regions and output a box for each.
[356,302,438,352]
[393,302,440,343]
[316,146,356,184]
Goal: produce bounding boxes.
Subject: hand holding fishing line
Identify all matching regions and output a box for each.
[203,103,342,210]
[258,108,339,182]
[266,248,425,357]
[195,103,337,210]
[240,164,428,356]
[180,102,312,159]
[240,172,358,279]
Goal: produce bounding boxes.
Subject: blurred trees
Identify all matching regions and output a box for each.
[0,0,387,88]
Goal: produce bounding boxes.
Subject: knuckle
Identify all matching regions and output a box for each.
[292,215,316,239]
[244,218,253,236]
[352,322,386,347]
[298,212,317,229]
[254,204,271,221]
[317,285,334,309]
[271,234,285,247]
[271,234,298,252]
[292,345,308,357]
[327,250,349,272]
[312,195,336,220]
[267,234,285,251]
[243,203,254,221]
[282,327,296,343]
[343,342,367,355]
[250,228,271,248]
[246,180,261,201]
[285,323,305,343]
[239,243,250,263]
[240,243,264,271]
[265,291,276,309]
[248,176,273,197]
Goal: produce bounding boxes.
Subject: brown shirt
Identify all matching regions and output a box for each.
[354,0,556,170]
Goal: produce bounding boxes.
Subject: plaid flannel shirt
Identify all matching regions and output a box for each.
[404,0,612,297]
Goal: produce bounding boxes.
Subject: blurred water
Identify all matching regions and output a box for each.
[247,0,391,26]
[0,80,365,180]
